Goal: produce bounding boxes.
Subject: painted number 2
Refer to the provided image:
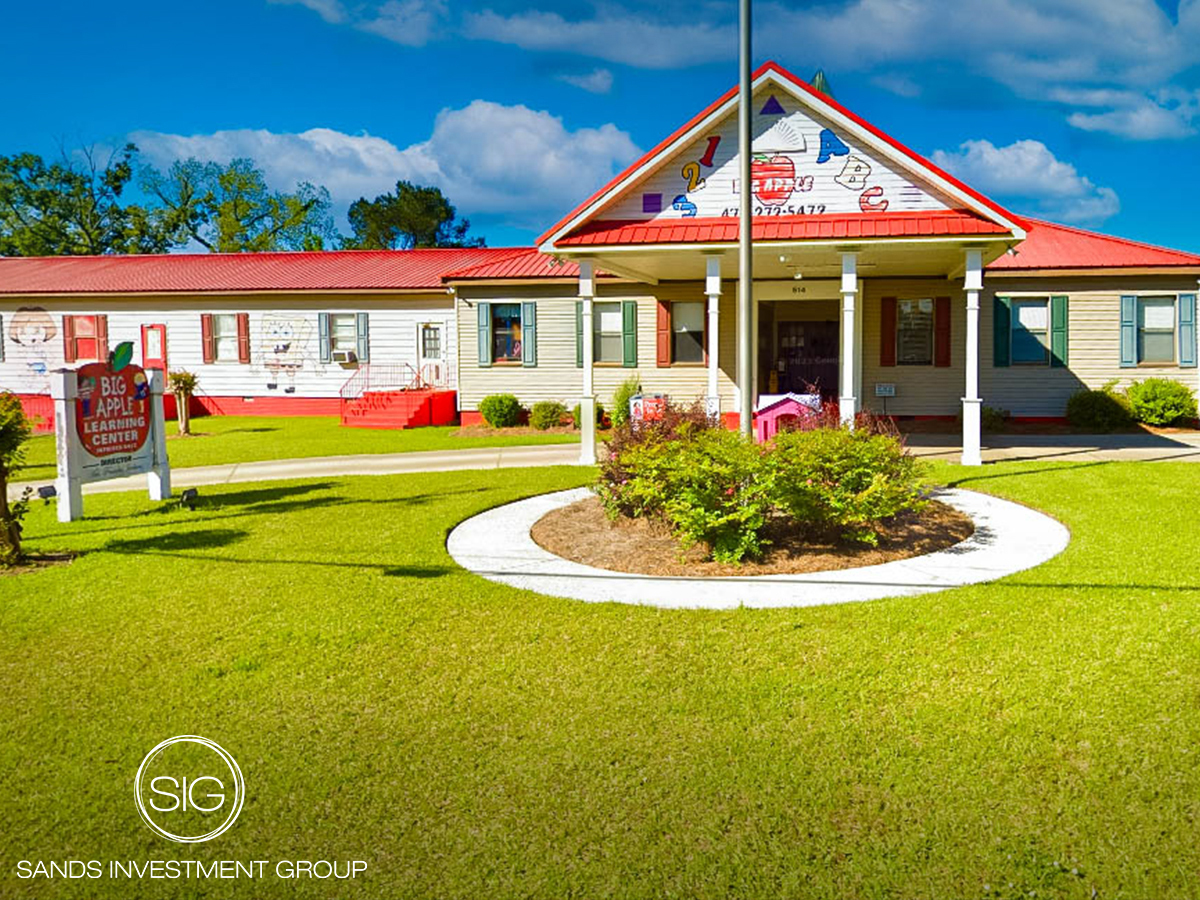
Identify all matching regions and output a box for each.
[681,161,705,192]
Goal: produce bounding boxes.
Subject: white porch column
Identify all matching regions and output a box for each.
[839,252,858,425]
[961,249,984,466]
[578,260,597,465]
[705,255,721,415]
[50,369,83,522]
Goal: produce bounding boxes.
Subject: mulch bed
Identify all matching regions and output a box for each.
[454,425,583,438]
[1,552,75,576]
[531,496,974,577]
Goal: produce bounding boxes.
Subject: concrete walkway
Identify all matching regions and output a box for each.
[10,432,1200,502]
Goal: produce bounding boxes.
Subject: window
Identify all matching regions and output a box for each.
[66,315,101,361]
[594,302,624,363]
[671,301,705,363]
[896,299,933,365]
[421,324,441,359]
[329,313,358,354]
[491,303,522,363]
[1011,298,1050,365]
[1138,297,1175,364]
[212,314,239,361]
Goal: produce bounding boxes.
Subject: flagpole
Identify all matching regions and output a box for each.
[737,0,754,436]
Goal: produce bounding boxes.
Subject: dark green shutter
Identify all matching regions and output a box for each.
[1179,294,1196,368]
[993,296,1010,367]
[521,302,537,367]
[0,315,4,362]
[621,300,638,367]
[1119,295,1137,368]
[477,302,492,367]
[355,312,370,363]
[1050,295,1068,368]
[575,301,583,368]
[318,313,332,363]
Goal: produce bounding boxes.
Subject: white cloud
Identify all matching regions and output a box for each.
[357,0,448,46]
[461,8,733,69]
[131,101,640,224]
[557,68,614,95]
[931,139,1120,225]
[266,0,347,24]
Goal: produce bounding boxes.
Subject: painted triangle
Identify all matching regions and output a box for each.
[759,95,785,115]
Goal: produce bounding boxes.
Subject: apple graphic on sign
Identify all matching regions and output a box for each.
[752,153,794,206]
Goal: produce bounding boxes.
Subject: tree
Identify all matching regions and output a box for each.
[0,393,33,566]
[0,144,174,256]
[141,158,337,253]
[167,370,199,436]
[342,181,484,250]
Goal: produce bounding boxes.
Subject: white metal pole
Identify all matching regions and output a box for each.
[147,368,172,501]
[578,261,597,465]
[50,369,83,522]
[962,249,984,466]
[737,0,753,436]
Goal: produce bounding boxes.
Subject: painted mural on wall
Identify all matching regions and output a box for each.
[611,89,951,221]
[258,315,313,393]
[8,307,57,392]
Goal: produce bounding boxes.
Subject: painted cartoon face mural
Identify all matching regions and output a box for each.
[8,307,57,392]
[619,89,951,222]
[258,315,312,393]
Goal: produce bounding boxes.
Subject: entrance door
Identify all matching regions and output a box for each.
[418,320,448,386]
[141,324,168,372]
[775,321,838,396]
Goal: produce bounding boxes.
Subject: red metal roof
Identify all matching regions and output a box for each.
[557,210,1011,247]
[443,248,583,280]
[0,247,525,295]
[537,60,1026,248]
[986,219,1200,270]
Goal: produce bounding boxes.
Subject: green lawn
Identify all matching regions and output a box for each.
[3,461,1200,898]
[18,414,579,482]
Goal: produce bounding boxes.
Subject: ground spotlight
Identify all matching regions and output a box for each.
[179,488,199,510]
[37,485,57,502]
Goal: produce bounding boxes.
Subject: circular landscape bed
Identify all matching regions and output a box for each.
[532,495,974,578]
[447,487,1071,610]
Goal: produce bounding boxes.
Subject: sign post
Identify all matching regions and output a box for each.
[53,346,171,522]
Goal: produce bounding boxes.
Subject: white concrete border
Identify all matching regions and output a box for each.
[447,488,1070,609]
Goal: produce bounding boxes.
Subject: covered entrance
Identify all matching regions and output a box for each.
[756,279,847,400]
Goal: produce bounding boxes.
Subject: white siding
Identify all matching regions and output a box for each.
[0,293,454,399]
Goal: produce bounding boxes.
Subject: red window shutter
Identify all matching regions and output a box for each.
[934,296,952,368]
[656,301,671,367]
[880,296,897,367]
[95,315,109,361]
[201,314,216,364]
[63,316,77,364]
[236,313,251,364]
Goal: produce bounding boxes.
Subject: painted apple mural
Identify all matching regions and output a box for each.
[752,154,795,206]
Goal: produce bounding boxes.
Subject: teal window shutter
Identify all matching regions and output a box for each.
[575,301,583,368]
[1180,293,1197,368]
[1050,295,1068,368]
[992,296,1010,367]
[1119,295,1137,367]
[318,313,332,363]
[355,312,370,363]
[521,302,537,367]
[477,302,492,367]
[0,315,4,362]
[621,300,638,367]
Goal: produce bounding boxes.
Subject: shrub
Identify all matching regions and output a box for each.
[1065,381,1134,432]
[0,392,33,565]
[529,401,567,430]
[982,406,1009,433]
[768,427,926,546]
[609,376,642,429]
[570,401,606,430]
[1126,378,1198,427]
[167,369,199,436]
[479,393,523,428]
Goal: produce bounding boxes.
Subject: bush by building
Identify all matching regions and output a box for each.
[1125,378,1198,427]
[529,401,567,430]
[1065,382,1135,432]
[479,394,523,428]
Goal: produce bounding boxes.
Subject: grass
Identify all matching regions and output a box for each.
[17,414,580,482]
[2,460,1200,898]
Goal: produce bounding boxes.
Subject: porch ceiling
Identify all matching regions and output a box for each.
[567,238,1012,283]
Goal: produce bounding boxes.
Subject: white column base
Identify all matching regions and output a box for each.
[579,396,597,465]
[839,395,857,426]
[706,395,721,421]
[961,397,983,466]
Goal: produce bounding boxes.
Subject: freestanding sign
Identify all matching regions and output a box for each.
[52,345,171,522]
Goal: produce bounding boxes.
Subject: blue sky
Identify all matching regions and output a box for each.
[2,0,1198,250]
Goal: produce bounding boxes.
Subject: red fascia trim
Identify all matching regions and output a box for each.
[539,60,1026,248]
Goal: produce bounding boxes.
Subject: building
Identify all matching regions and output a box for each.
[2,61,1198,465]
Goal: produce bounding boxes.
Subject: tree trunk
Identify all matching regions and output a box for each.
[176,391,191,436]
[0,469,21,566]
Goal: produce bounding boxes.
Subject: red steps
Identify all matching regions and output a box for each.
[340,389,457,429]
